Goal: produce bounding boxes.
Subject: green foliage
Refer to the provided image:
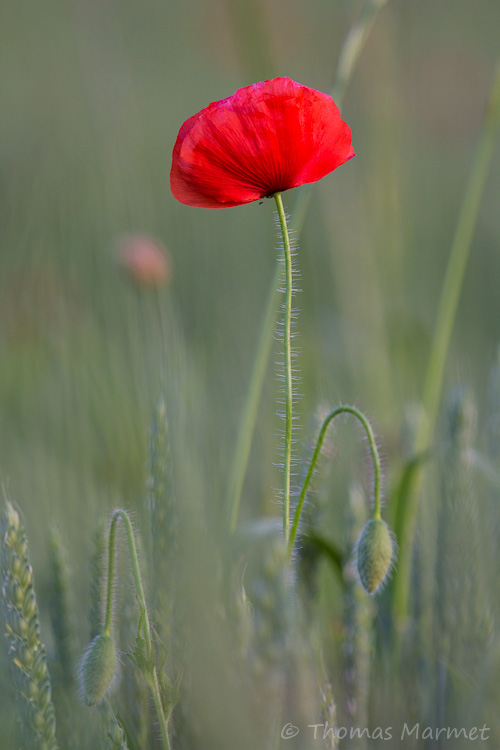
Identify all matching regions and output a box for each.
[1,0,500,747]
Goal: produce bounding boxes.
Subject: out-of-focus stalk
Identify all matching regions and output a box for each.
[393,59,500,624]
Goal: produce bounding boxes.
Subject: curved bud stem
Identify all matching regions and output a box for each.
[104,510,151,658]
[288,405,382,559]
[103,509,171,750]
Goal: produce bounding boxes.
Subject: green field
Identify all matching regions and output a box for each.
[1,1,500,748]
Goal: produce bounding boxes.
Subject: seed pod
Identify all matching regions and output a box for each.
[355,518,395,594]
[80,634,117,706]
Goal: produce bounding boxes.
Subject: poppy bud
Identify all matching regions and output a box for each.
[356,518,395,595]
[116,234,171,288]
[80,634,117,706]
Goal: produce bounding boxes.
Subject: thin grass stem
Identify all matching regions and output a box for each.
[292,0,389,236]
[227,296,276,532]
[331,0,389,104]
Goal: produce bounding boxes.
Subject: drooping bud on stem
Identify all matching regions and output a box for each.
[80,633,117,706]
[81,509,172,749]
[290,403,397,595]
[355,518,395,595]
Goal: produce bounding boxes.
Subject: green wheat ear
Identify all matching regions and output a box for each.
[105,710,130,749]
[1,500,59,750]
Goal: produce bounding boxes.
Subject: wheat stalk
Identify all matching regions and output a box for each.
[1,499,59,750]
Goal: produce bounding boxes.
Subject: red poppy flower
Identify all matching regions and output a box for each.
[170,77,354,208]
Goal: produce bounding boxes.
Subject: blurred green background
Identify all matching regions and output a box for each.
[1,0,500,747]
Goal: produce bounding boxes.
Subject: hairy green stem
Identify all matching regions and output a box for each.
[103,510,171,750]
[103,516,117,639]
[150,668,172,750]
[226,0,388,533]
[274,192,294,541]
[288,405,382,558]
[393,59,500,623]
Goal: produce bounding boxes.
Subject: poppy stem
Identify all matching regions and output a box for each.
[225,3,386,534]
[274,192,293,542]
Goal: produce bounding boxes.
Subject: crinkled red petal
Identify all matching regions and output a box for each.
[170,77,354,208]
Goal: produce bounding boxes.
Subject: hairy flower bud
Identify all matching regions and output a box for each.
[80,634,117,706]
[355,519,395,594]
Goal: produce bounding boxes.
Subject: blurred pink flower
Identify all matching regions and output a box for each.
[117,235,172,288]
